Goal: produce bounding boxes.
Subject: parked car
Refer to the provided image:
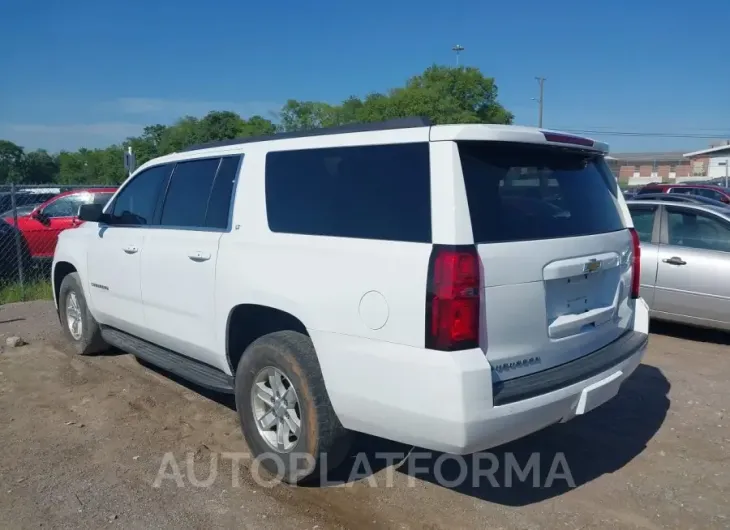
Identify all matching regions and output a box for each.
[0,203,42,218]
[52,118,649,484]
[631,192,730,208]
[6,188,117,260]
[0,189,60,215]
[0,218,33,281]
[627,199,730,330]
[636,183,730,204]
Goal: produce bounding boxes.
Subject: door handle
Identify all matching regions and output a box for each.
[188,251,211,262]
[122,246,139,254]
[662,256,686,266]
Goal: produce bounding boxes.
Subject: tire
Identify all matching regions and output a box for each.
[58,272,108,355]
[235,330,353,485]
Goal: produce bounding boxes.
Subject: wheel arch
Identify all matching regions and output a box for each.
[225,303,309,374]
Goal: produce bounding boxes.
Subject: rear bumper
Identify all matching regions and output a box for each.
[313,298,650,455]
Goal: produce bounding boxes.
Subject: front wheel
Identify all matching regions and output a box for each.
[58,272,108,355]
[235,330,353,485]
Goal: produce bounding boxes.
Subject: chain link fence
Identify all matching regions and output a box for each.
[0,184,117,302]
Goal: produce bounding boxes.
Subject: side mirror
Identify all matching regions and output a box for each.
[32,210,50,225]
[78,204,109,224]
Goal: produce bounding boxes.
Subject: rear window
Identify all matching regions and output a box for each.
[458,141,624,243]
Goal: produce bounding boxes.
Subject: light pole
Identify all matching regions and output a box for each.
[452,44,464,66]
[533,76,546,128]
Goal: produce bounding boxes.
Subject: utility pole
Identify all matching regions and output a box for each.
[534,76,546,128]
[452,44,464,66]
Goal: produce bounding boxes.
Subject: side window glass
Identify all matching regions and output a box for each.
[265,143,431,242]
[111,164,172,225]
[666,207,730,252]
[669,187,692,195]
[697,188,723,201]
[92,192,114,206]
[42,194,89,218]
[159,158,221,228]
[628,207,655,243]
[205,155,241,230]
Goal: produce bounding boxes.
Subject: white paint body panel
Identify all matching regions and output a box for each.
[52,122,648,454]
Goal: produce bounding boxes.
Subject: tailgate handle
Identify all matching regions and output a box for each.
[549,306,615,339]
[188,251,211,262]
[662,256,686,266]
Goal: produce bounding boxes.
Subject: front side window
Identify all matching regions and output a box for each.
[92,192,115,206]
[110,164,173,225]
[42,193,91,218]
[666,207,730,252]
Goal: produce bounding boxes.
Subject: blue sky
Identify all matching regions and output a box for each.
[1,0,728,154]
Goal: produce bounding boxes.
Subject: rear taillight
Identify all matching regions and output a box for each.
[425,245,481,351]
[629,228,641,299]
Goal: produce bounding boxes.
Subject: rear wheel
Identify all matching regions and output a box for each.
[234,330,353,485]
[58,273,108,355]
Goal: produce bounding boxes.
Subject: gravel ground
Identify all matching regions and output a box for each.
[0,301,728,529]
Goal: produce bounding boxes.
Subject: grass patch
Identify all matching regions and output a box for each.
[0,280,53,305]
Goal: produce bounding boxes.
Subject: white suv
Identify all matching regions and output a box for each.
[52,118,650,484]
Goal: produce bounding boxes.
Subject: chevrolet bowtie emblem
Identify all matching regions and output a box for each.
[583,259,601,273]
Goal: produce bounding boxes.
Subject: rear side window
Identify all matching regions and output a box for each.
[265,143,431,242]
[160,158,221,228]
[204,156,240,230]
[458,142,624,243]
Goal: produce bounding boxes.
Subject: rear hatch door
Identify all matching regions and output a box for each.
[458,141,634,382]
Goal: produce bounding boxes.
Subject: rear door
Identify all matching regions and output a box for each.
[140,155,240,371]
[457,141,635,381]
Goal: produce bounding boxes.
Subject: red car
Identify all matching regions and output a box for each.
[636,183,730,204]
[5,188,117,259]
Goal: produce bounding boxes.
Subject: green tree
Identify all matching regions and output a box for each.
[279,65,513,131]
[0,64,513,184]
[23,149,59,183]
[0,140,25,183]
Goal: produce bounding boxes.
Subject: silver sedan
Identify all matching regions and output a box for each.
[626,199,730,331]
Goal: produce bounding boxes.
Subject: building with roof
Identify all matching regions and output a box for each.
[684,142,730,180]
[606,151,693,187]
[606,140,730,187]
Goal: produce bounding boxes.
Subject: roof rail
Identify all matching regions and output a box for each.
[180,116,434,153]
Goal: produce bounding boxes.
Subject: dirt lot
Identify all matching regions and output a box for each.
[1,301,728,529]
